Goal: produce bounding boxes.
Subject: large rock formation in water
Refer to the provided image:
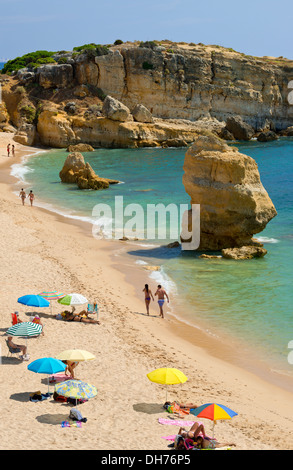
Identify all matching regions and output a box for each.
[182,134,277,251]
[59,152,119,190]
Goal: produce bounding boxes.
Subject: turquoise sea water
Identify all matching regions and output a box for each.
[14,139,293,376]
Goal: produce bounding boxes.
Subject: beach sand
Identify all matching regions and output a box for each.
[1,132,293,451]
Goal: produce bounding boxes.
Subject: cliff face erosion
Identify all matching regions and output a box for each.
[1,41,293,148]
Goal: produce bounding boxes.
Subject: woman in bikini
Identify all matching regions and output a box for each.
[63,311,100,324]
[28,190,35,206]
[143,284,154,315]
[19,188,26,206]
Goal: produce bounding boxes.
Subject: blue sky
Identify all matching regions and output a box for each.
[0,0,292,60]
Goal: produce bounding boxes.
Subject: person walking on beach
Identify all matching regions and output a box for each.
[19,188,26,205]
[143,284,154,315]
[12,144,15,157]
[155,284,169,318]
[7,143,10,157]
[28,190,35,206]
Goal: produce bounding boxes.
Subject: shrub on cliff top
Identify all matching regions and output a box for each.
[2,50,55,74]
[73,43,110,56]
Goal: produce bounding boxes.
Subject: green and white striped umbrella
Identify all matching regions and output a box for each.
[7,321,43,337]
[6,322,43,349]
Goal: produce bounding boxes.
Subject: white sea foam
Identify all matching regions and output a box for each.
[255,236,279,244]
[10,163,34,182]
[135,260,148,265]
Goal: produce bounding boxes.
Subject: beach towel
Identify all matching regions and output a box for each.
[158,418,197,427]
[61,421,82,428]
[161,435,177,441]
[49,372,72,383]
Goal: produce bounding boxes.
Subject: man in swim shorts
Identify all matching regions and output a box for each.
[155,284,169,318]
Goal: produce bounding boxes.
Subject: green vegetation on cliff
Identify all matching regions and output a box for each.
[2,50,55,74]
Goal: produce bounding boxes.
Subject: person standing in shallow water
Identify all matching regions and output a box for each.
[7,144,10,157]
[28,190,35,206]
[143,284,154,315]
[19,188,26,205]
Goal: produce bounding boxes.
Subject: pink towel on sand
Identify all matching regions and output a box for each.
[158,418,198,427]
[49,373,72,383]
[161,435,176,441]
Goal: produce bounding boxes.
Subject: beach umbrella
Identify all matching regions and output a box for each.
[58,293,88,313]
[190,403,238,438]
[28,357,66,393]
[6,321,43,350]
[38,291,65,314]
[17,294,50,308]
[54,379,97,406]
[56,349,96,362]
[147,368,188,402]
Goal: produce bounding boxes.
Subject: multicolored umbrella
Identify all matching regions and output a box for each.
[38,291,65,313]
[18,294,50,308]
[56,349,95,362]
[58,293,88,313]
[38,291,65,300]
[28,357,66,393]
[6,321,43,350]
[147,368,188,402]
[54,380,97,405]
[190,403,238,438]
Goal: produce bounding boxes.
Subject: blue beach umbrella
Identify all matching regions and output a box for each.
[18,294,50,308]
[28,357,66,393]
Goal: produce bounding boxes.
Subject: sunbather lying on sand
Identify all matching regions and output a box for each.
[178,421,206,440]
[194,435,236,449]
[63,311,100,324]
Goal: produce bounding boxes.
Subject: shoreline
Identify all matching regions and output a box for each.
[8,143,293,392]
[1,134,293,450]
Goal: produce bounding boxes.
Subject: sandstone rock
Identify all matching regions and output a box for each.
[16,68,35,85]
[219,128,234,141]
[221,246,267,259]
[73,85,90,98]
[67,143,94,152]
[59,152,119,190]
[182,134,277,251]
[102,96,131,122]
[37,64,73,89]
[37,107,76,147]
[280,126,293,136]
[0,102,9,123]
[132,104,153,123]
[13,123,36,146]
[257,131,278,142]
[225,115,255,141]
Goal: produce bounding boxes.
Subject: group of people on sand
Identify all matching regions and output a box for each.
[7,143,15,157]
[19,188,35,206]
[143,284,169,318]
[174,421,236,450]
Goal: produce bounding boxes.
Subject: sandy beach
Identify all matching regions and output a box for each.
[1,132,293,451]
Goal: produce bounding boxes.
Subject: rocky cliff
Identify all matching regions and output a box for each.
[1,40,293,148]
[182,134,277,252]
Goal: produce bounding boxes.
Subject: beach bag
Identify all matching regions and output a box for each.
[69,408,87,422]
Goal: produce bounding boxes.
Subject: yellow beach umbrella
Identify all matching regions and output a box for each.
[147,367,188,402]
[56,349,96,362]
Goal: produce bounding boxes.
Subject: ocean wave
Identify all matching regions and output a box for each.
[135,260,148,265]
[255,236,279,244]
[10,163,35,182]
